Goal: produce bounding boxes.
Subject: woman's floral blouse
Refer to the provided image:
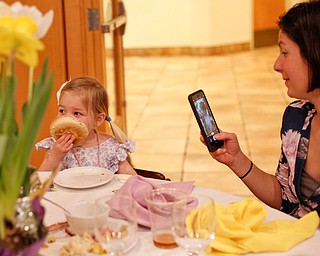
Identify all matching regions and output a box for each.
[277,100,320,218]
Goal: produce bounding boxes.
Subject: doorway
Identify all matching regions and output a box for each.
[102,0,127,134]
[253,0,285,48]
[9,0,108,168]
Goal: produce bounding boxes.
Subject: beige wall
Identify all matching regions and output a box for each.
[103,0,306,50]
[286,0,304,9]
[104,0,252,49]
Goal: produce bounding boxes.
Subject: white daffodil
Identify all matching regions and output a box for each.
[0,1,54,66]
[0,1,54,39]
[0,2,12,16]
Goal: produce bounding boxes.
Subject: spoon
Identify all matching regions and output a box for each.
[42,197,71,215]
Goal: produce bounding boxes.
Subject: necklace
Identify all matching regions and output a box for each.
[72,129,101,167]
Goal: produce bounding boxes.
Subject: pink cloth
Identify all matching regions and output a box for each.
[107,175,196,227]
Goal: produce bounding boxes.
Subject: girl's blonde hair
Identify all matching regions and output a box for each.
[57,77,128,144]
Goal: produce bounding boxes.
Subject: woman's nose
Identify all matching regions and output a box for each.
[273,56,282,73]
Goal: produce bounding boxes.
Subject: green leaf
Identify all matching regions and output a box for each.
[5,59,53,198]
[0,70,17,135]
[0,58,53,232]
[0,135,7,169]
[21,166,36,197]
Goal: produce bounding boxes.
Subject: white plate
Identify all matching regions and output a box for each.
[54,166,114,189]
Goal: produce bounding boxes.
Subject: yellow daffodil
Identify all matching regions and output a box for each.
[0,1,53,67]
[0,1,54,39]
[0,16,44,66]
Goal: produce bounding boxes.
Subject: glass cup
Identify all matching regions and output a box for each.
[94,195,137,256]
[145,188,189,249]
[172,194,216,255]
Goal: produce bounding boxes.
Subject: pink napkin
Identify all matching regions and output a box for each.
[107,175,196,227]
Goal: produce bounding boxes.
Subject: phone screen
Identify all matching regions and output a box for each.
[188,90,223,152]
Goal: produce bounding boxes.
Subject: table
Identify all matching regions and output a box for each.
[38,172,320,256]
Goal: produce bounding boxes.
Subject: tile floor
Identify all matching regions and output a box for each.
[115,45,293,199]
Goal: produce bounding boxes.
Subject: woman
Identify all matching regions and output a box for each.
[203,1,320,218]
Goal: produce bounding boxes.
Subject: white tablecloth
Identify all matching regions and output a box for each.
[38,172,320,256]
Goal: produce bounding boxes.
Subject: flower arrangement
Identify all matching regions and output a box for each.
[0,0,54,246]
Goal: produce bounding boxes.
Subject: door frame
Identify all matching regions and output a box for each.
[9,0,107,168]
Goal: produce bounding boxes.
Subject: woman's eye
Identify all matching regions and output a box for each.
[281,51,288,57]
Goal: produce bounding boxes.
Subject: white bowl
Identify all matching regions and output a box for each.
[64,200,110,235]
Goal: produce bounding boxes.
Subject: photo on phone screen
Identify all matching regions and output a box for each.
[188,89,224,152]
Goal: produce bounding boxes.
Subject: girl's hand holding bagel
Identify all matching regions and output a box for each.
[50,117,89,147]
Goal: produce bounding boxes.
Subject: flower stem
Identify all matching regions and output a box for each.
[28,67,34,102]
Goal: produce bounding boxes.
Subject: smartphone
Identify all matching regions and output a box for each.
[188,89,224,152]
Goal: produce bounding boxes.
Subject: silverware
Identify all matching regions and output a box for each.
[42,197,71,215]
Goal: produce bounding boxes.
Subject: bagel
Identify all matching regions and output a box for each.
[50,117,89,146]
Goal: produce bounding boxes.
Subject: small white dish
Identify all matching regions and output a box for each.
[64,200,110,235]
[54,166,114,189]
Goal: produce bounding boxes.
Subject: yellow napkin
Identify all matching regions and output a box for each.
[186,198,319,256]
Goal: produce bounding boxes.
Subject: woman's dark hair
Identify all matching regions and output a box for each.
[278,0,320,91]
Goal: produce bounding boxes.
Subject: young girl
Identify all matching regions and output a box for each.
[36,77,137,175]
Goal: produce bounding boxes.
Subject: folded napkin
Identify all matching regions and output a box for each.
[107,175,196,227]
[186,198,319,256]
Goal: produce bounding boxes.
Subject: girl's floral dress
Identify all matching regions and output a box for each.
[35,137,135,173]
[277,100,320,218]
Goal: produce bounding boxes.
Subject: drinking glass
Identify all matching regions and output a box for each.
[94,195,137,256]
[172,194,216,256]
[145,188,189,249]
